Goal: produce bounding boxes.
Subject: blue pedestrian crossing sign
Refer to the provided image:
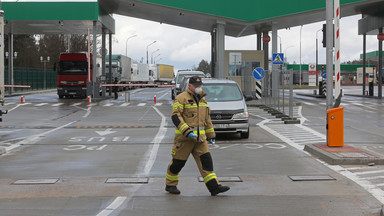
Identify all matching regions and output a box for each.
[272,53,284,65]
[253,67,265,80]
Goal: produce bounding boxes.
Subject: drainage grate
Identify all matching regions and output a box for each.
[13,179,59,185]
[198,176,242,182]
[288,175,335,181]
[105,177,149,184]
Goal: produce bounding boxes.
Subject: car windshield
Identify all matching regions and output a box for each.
[59,61,88,75]
[203,83,243,102]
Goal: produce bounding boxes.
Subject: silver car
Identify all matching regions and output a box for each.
[202,78,250,138]
[171,71,205,100]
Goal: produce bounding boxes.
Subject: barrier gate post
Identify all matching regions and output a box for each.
[327,107,344,147]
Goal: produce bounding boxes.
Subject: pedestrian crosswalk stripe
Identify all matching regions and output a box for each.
[103,103,114,107]
[71,102,82,106]
[35,103,48,107]
[155,103,162,106]
[120,103,130,107]
[137,103,146,106]
[52,103,64,107]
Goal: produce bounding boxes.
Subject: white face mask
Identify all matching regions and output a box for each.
[195,87,203,95]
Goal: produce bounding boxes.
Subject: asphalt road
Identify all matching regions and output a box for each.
[0,87,383,215]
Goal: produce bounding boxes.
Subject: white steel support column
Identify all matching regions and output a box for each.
[92,21,97,97]
[101,28,106,97]
[0,10,4,104]
[272,25,278,106]
[8,33,13,96]
[215,21,225,79]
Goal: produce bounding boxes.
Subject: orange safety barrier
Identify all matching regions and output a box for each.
[327,107,344,147]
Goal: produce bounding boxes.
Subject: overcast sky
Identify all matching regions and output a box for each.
[111,14,379,70]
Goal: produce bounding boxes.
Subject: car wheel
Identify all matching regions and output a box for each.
[241,127,249,139]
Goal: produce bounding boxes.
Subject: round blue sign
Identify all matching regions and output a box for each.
[321,71,327,79]
[253,67,265,80]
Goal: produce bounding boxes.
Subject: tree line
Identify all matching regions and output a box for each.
[4,35,88,70]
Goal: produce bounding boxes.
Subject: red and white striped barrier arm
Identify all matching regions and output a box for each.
[4,85,31,88]
[334,0,341,99]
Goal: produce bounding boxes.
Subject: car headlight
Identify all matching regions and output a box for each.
[232,112,249,120]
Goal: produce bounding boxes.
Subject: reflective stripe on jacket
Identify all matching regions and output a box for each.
[172,88,215,140]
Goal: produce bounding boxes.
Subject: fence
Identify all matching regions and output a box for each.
[4,67,57,92]
[251,69,298,121]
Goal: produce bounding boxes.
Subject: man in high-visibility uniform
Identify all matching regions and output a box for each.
[165,76,230,196]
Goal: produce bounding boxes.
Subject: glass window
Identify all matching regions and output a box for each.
[203,84,243,102]
[59,61,88,75]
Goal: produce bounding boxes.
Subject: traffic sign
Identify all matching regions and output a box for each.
[253,67,265,80]
[263,35,270,43]
[378,33,384,41]
[322,71,327,79]
[272,53,284,65]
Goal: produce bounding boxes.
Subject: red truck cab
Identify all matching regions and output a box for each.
[57,53,92,98]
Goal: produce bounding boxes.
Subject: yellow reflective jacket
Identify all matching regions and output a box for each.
[172,88,215,141]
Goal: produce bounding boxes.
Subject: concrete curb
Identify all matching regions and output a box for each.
[304,144,384,165]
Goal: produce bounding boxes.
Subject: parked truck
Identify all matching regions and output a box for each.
[106,55,132,87]
[132,63,151,84]
[56,53,92,98]
[150,64,174,84]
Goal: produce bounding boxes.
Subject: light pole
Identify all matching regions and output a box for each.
[299,25,303,87]
[125,35,137,56]
[151,49,160,64]
[40,56,50,89]
[146,41,156,64]
[278,36,282,53]
[316,29,322,86]
[154,53,161,64]
[285,46,294,85]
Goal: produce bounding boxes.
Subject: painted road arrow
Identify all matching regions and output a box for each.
[95,128,117,136]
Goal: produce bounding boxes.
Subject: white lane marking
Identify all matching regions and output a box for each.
[52,103,64,107]
[302,102,315,106]
[154,103,163,106]
[120,103,130,107]
[137,103,146,106]
[95,197,127,216]
[71,102,82,106]
[140,106,167,176]
[353,170,384,176]
[4,102,15,106]
[4,121,76,153]
[103,103,114,107]
[35,103,48,107]
[319,160,384,204]
[95,105,167,216]
[256,107,384,205]
[8,103,31,112]
[83,107,91,118]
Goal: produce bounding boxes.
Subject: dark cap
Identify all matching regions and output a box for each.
[189,76,203,85]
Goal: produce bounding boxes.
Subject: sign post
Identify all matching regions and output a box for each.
[253,67,265,100]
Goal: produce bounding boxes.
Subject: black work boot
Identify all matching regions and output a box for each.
[210,185,230,196]
[165,185,181,194]
[206,179,230,196]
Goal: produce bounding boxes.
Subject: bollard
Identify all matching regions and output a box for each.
[154,95,157,103]
[87,96,91,104]
[21,96,25,103]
